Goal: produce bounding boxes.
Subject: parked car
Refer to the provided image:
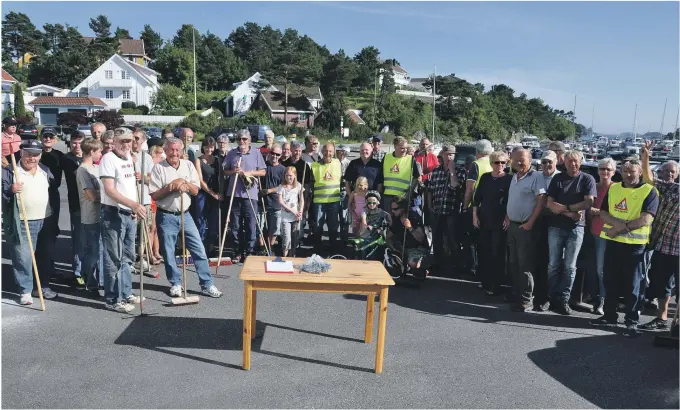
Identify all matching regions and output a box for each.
[18,124,38,140]
[247,124,271,143]
[454,144,477,167]
[211,127,237,142]
[143,127,162,138]
[77,124,92,138]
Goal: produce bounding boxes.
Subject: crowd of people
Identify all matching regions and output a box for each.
[1,117,678,337]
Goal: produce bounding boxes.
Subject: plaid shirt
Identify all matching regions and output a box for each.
[427,165,463,215]
[650,178,679,256]
[372,149,385,162]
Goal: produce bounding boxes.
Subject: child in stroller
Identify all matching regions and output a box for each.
[348,191,391,260]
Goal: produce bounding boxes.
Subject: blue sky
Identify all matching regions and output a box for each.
[3,1,678,135]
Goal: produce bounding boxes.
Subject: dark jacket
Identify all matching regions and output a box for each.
[2,162,58,245]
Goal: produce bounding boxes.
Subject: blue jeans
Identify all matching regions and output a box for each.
[156,210,214,289]
[547,226,585,303]
[194,191,219,247]
[603,241,646,326]
[71,211,83,278]
[313,202,340,246]
[11,219,44,294]
[82,222,104,289]
[101,207,135,304]
[230,197,257,254]
[587,234,607,298]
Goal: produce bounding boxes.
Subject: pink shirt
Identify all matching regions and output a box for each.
[590,183,612,236]
[2,132,21,157]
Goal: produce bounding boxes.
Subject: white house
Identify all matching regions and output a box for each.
[379,64,411,88]
[1,69,36,115]
[69,54,159,110]
[223,72,275,117]
[26,84,69,97]
[29,96,107,125]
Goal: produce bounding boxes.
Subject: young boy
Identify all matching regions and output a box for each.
[76,138,104,293]
[349,191,391,259]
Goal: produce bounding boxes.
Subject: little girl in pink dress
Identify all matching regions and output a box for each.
[348,176,369,235]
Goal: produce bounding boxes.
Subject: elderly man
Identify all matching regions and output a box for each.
[101,130,114,155]
[533,150,561,310]
[311,142,343,249]
[149,138,223,298]
[381,136,421,212]
[545,151,596,315]
[179,127,197,162]
[344,142,384,193]
[591,159,658,336]
[260,144,286,248]
[639,143,679,332]
[284,141,314,241]
[99,128,147,313]
[426,144,460,271]
[214,134,231,239]
[91,122,106,140]
[415,137,440,183]
[548,141,567,172]
[131,129,156,275]
[302,135,320,164]
[505,148,547,312]
[223,129,266,263]
[2,139,60,304]
[281,142,292,163]
[259,130,275,158]
[61,131,85,286]
[371,134,385,162]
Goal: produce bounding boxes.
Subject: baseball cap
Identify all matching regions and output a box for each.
[372,134,383,142]
[3,117,18,126]
[336,144,350,153]
[548,141,566,152]
[541,150,558,163]
[40,127,57,137]
[147,137,163,148]
[114,127,133,140]
[20,139,43,154]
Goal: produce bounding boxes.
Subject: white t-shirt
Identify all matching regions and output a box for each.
[16,165,51,220]
[99,151,138,211]
[278,182,302,223]
[133,151,153,205]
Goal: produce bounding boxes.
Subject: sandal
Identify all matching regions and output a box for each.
[152,256,164,265]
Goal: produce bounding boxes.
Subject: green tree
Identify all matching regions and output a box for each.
[140,24,163,60]
[197,32,247,91]
[227,22,282,75]
[13,82,25,117]
[315,92,348,132]
[114,27,132,40]
[320,49,356,95]
[1,12,43,61]
[150,45,194,91]
[150,84,188,113]
[28,25,93,88]
[88,15,117,64]
[352,46,381,90]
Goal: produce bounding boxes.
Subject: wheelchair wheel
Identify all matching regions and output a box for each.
[328,254,347,260]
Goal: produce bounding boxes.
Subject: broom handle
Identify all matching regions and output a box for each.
[181,193,187,299]
[10,154,45,311]
[216,157,241,272]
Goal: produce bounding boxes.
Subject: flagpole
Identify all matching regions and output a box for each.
[192,26,197,111]
[432,65,436,143]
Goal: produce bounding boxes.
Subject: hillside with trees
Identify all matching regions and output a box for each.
[2,12,588,142]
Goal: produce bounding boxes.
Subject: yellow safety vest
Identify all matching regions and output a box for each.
[468,156,493,207]
[383,154,413,197]
[600,182,654,245]
[312,159,342,204]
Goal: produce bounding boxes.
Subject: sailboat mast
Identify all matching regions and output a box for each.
[660,97,667,135]
[632,103,638,139]
[590,105,595,139]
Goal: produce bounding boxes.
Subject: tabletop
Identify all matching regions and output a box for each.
[239,256,395,286]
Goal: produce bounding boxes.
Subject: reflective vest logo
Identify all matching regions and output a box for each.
[614,198,628,212]
[390,164,400,173]
[323,170,333,180]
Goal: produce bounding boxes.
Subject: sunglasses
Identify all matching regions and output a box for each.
[311,142,319,146]
[119,139,133,143]
[599,168,613,171]
[367,201,379,205]
[493,161,507,165]
[270,152,281,157]
[42,135,55,139]
[541,160,553,164]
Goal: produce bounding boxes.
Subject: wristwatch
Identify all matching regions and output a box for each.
[566,204,571,212]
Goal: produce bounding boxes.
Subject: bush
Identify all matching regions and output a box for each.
[348,124,374,141]
[119,108,144,115]
[179,112,221,135]
[162,107,187,115]
[137,105,150,115]
[121,101,137,109]
[91,110,124,130]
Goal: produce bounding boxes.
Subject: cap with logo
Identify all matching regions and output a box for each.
[40,127,57,137]
[20,139,43,154]
[541,150,558,163]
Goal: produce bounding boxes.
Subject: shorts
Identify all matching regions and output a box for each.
[648,252,679,299]
[257,209,281,237]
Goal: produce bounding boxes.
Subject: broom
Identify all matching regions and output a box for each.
[172,191,200,305]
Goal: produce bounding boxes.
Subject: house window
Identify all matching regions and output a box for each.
[299,113,308,121]
[105,90,114,99]
[122,90,130,99]
[121,70,130,79]
[105,70,113,79]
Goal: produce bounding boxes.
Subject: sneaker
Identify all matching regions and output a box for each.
[202,285,223,298]
[75,277,85,287]
[555,302,572,316]
[169,285,183,297]
[625,324,640,337]
[534,301,551,312]
[590,316,619,327]
[511,303,533,313]
[125,295,145,304]
[231,255,241,264]
[105,302,134,313]
[19,293,33,305]
[639,317,669,331]
[32,288,57,299]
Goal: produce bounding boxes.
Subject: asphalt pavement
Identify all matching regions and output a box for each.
[1,142,678,408]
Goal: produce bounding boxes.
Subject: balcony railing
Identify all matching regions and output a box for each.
[95,79,133,88]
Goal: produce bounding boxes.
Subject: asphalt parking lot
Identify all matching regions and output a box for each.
[1,142,678,408]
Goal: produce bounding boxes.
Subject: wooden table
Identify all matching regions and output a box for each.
[239,256,395,373]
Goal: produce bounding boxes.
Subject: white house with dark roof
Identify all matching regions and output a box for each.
[69,54,159,110]
[379,64,411,88]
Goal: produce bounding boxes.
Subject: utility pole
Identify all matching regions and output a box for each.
[432,65,436,143]
[373,68,378,127]
[192,26,197,111]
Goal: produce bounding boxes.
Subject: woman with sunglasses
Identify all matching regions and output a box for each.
[193,137,220,252]
[586,157,616,315]
[472,151,512,295]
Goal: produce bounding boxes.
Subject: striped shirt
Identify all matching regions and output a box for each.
[650,178,679,256]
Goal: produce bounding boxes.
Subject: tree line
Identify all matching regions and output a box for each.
[2,11,590,142]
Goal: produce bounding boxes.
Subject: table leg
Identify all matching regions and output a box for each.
[375,287,388,374]
[251,290,257,339]
[243,281,253,370]
[364,293,375,344]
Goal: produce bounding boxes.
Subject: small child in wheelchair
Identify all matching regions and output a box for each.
[347,191,391,260]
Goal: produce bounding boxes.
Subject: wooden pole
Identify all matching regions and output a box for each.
[10,154,45,311]
[216,158,241,272]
